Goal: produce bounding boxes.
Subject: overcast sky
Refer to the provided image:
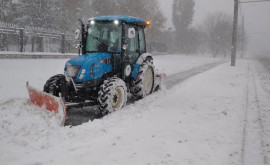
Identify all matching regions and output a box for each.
[158,0,270,55]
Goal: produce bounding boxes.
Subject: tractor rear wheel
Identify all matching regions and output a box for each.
[131,60,154,100]
[98,77,127,115]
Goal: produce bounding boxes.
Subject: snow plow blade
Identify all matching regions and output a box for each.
[26,82,66,126]
[154,73,167,91]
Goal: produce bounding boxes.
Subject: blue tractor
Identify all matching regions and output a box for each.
[42,16,164,116]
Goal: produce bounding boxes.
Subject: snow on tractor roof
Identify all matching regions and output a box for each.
[89,15,146,24]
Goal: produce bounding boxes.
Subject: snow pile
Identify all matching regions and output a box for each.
[0,55,269,165]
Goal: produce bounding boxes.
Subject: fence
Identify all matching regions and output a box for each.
[0,21,77,54]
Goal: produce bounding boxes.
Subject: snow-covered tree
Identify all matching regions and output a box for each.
[90,0,166,42]
[172,0,195,53]
[1,0,165,40]
[15,0,56,28]
[53,0,90,31]
[141,0,166,42]
[0,0,19,22]
[8,0,91,32]
[91,0,120,16]
[0,0,10,21]
[202,12,232,57]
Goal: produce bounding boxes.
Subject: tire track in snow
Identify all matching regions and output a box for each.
[242,63,266,165]
[251,63,268,165]
[241,63,249,165]
[166,61,226,89]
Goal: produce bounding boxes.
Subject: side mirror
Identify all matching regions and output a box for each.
[75,29,80,40]
[128,28,136,39]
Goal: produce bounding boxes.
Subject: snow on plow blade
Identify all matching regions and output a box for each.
[26,82,66,126]
[155,73,166,91]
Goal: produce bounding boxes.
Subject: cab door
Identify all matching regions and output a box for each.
[123,24,139,65]
[138,27,146,54]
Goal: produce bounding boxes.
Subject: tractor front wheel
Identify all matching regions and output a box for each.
[98,77,127,115]
[43,74,66,97]
[43,74,72,101]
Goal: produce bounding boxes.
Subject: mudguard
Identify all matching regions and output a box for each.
[136,53,153,65]
[26,82,66,126]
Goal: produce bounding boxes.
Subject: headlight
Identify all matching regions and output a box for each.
[114,20,119,25]
[81,69,86,74]
[79,69,86,79]
[79,74,84,79]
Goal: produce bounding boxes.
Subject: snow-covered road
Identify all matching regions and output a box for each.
[65,60,226,126]
[166,61,225,89]
[0,55,269,165]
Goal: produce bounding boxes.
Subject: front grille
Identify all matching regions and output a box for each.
[66,65,81,79]
[75,82,83,89]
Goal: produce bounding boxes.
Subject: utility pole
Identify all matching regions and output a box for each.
[241,15,245,58]
[232,0,270,63]
[231,0,239,66]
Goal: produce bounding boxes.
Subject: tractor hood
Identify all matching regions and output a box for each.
[65,53,112,81]
[67,53,111,65]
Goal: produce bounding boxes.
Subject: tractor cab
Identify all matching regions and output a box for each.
[72,16,151,81]
[85,15,149,60]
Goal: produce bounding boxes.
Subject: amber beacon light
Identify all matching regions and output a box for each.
[146,20,151,26]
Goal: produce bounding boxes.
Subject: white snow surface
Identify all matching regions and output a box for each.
[0,54,270,165]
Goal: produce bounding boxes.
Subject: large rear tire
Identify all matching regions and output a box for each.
[131,60,154,100]
[98,77,127,115]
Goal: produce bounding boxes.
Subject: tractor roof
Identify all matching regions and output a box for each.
[89,15,147,24]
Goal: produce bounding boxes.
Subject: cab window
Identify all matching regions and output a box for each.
[138,28,146,53]
[124,25,139,63]
[86,22,122,52]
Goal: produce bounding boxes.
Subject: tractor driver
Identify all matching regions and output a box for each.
[110,30,121,52]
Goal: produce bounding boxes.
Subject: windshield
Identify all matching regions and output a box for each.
[86,22,122,53]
